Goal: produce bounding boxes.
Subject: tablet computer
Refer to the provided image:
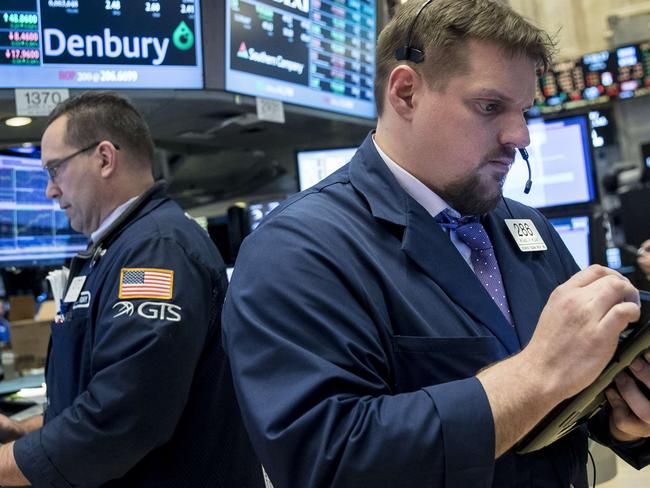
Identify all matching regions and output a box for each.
[516,289,650,454]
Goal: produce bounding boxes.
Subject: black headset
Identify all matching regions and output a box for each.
[393,0,533,194]
[394,0,434,63]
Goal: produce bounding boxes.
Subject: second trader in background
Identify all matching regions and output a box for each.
[223,1,650,487]
[0,92,263,487]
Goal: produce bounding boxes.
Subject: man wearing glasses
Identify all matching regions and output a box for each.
[0,91,262,487]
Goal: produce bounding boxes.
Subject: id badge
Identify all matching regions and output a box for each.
[504,219,548,252]
[63,276,87,303]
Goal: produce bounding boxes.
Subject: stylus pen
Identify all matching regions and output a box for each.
[620,244,650,256]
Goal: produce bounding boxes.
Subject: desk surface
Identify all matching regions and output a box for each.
[0,374,45,396]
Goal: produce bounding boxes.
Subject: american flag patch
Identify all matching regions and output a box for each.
[118,268,174,299]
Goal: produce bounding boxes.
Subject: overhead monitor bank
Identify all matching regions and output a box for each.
[225,0,376,118]
[0,0,203,88]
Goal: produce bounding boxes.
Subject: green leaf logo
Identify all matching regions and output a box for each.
[173,21,194,51]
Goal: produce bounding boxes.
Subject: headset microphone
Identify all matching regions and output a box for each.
[518,148,532,194]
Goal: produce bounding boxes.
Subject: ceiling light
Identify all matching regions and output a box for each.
[5,117,32,127]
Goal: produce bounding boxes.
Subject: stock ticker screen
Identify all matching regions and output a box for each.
[225,0,376,118]
[0,0,203,88]
[616,42,650,99]
[0,154,86,267]
[535,42,650,113]
[536,50,619,112]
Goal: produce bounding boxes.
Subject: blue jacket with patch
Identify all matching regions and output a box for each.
[14,183,262,487]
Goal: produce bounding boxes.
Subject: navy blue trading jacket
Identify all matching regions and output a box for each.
[14,183,263,487]
[223,133,650,487]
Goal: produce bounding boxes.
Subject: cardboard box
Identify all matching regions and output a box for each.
[9,319,50,372]
[8,295,35,322]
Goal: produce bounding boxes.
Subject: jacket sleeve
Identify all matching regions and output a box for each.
[14,236,222,487]
[222,214,496,488]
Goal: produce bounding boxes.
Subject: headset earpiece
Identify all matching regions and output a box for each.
[394,0,435,64]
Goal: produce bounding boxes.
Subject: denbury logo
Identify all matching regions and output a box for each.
[172,21,194,51]
[43,28,170,65]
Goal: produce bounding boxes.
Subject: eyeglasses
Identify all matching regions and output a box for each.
[44,141,121,181]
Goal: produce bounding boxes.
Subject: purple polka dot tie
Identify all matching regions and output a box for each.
[436,211,514,325]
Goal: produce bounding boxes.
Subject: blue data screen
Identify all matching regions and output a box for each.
[0,154,86,266]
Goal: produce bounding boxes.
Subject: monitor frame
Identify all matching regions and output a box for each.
[0,0,205,90]
[541,208,607,269]
[505,113,599,212]
[0,150,86,268]
[214,0,378,119]
[294,145,357,192]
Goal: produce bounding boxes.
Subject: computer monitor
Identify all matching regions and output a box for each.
[548,215,590,270]
[0,153,87,267]
[246,200,282,233]
[503,115,597,209]
[224,0,376,118]
[296,147,356,191]
[0,0,203,89]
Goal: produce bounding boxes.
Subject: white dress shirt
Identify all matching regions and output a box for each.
[372,136,473,268]
[90,195,139,244]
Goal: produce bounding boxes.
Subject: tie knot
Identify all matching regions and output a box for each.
[435,209,478,229]
[436,209,492,251]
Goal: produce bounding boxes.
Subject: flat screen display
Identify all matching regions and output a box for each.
[0,0,203,88]
[548,215,590,270]
[535,51,617,114]
[296,146,355,191]
[533,41,650,113]
[0,154,86,267]
[588,109,616,148]
[225,0,376,118]
[503,116,596,209]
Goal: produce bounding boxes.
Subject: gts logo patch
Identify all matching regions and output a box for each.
[112,301,181,322]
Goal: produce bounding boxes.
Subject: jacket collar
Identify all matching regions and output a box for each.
[80,181,169,259]
[349,132,410,226]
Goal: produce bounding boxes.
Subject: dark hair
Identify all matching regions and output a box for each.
[375,0,556,115]
[46,91,155,169]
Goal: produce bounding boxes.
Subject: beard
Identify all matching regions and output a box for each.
[435,147,515,216]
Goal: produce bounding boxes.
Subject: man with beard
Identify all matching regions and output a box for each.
[223,1,650,486]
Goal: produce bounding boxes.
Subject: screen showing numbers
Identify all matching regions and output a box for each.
[0,0,203,88]
[224,0,376,118]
